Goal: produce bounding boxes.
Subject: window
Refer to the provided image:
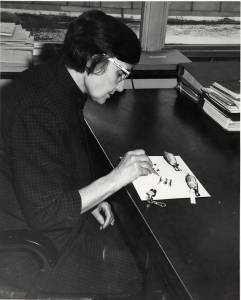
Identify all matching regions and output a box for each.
[0,1,143,42]
[166,1,240,45]
[0,1,239,56]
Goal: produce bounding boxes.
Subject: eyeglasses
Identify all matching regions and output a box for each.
[107,57,130,82]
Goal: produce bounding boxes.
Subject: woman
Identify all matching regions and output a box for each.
[0,10,154,299]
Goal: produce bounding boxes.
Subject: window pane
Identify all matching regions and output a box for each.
[0,1,142,42]
[165,1,240,45]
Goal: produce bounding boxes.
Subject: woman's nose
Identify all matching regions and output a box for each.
[116,80,125,92]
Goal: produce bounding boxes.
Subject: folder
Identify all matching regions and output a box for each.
[177,61,240,132]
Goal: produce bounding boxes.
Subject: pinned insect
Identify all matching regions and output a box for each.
[158,176,163,184]
[163,151,181,171]
[146,189,157,200]
[185,174,200,204]
[145,189,166,207]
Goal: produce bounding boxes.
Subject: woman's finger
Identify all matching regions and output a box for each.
[139,161,154,175]
[92,209,105,229]
[101,202,114,229]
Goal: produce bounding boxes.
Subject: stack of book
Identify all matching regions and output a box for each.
[0,22,34,72]
[176,61,240,132]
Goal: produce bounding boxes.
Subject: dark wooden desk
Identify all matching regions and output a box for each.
[84,89,240,300]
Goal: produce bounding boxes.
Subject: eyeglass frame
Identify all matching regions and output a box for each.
[100,53,130,83]
[107,57,130,78]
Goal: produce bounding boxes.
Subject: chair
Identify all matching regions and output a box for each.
[0,228,97,299]
[0,149,95,299]
[0,229,57,299]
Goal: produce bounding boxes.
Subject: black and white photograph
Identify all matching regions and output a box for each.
[0,1,240,299]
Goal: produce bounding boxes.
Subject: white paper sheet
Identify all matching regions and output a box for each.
[132,156,210,201]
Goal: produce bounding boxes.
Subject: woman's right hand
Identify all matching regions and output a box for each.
[110,149,154,189]
[79,149,154,214]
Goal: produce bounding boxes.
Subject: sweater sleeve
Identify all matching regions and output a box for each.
[10,106,82,231]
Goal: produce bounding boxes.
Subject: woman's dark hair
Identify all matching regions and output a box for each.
[62,10,141,73]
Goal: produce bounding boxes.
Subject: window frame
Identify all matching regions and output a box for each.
[140,1,240,54]
[140,1,169,51]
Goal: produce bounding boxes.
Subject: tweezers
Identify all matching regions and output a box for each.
[147,199,166,207]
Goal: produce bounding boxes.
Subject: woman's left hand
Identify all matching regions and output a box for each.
[91,201,115,230]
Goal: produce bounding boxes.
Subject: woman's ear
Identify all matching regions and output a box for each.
[86,54,109,75]
[85,54,93,69]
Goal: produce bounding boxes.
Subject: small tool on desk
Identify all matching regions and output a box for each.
[147,199,166,207]
[152,168,160,177]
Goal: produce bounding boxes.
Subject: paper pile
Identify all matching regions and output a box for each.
[132,156,210,203]
[0,22,34,72]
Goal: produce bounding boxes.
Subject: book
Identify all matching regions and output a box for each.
[202,87,240,114]
[176,81,200,103]
[0,63,29,72]
[137,49,191,71]
[212,81,240,100]
[177,61,240,99]
[203,99,240,132]
[0,49,33,65]
[203,96,240,120]
[180,67,203,93]
[178,61,240,90]
[0,24,31,43]
[177,61,240,131]
[0,22,16,36]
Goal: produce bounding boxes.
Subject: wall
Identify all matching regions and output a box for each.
[169,1,239,17]
[0,1,240,17]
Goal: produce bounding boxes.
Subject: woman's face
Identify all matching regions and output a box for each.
[84,58,132,104]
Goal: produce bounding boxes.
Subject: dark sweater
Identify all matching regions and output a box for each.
[0,59,143,296]
[1,58,93,238]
